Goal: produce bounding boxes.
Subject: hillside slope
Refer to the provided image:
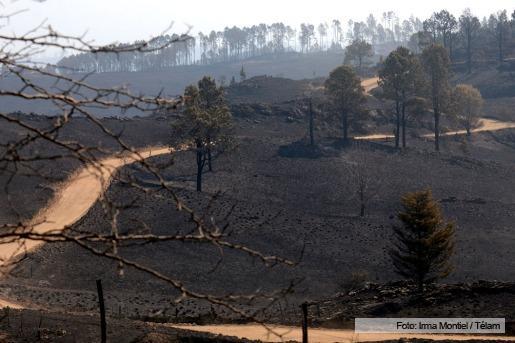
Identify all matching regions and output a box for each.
[6,113,515,321]
[0,52,344,116]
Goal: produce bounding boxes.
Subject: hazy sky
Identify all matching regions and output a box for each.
[5,0,515,52]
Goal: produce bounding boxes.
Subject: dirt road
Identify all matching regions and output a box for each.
[170,324,515,342]
[0,146,173,264]
[0,76,375,267]
[355,118,515,141]
[362,77,379,94]
[1,77,515,336]
[6,79,507,255]
[357,77,515,140]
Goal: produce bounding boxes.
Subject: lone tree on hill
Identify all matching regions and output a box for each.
[390,189,455,293]
[295,84,319,146]
[344,144,384,217]
[293,96,317,146]
[344,39,374,75]
[450,84,484,137]
[421,44,450,152]
[379,47,423,149]
[325,65,366,143]
[173,76,233,192]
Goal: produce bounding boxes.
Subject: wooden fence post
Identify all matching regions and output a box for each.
[301,302,308,343]
[96,279,107,343]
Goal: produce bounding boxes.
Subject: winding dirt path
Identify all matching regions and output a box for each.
[170,324,515,342]
[355,118,515,141]
[0,146,173,307]
[357,77,515,140]
[0,76,379,268]
[1,78,515,339]
[0,146,173,264]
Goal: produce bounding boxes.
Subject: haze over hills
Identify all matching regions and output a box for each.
[0,52,345,116]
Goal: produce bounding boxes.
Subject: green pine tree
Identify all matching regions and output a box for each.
[390,189,455,293]
[172,76,233,192]
[324,65,366,142]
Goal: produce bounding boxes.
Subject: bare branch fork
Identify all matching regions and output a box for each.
[0,9,299,330]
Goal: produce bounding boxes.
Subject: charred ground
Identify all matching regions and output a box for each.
[1,69,515,331]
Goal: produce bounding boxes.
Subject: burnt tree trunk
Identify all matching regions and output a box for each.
[401,94,407,148]
[196,140,206,192]
[96,280,107,343]
[466,31,472,74]
[449,35,454,62]
[207,148,213,172]
[359,182,366,217]
[498,28,504,64]
[301,302,308,343]
[395,100,400,149]
[342,111,349,143]
[309,98,315,146]
[434,109,440,152]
